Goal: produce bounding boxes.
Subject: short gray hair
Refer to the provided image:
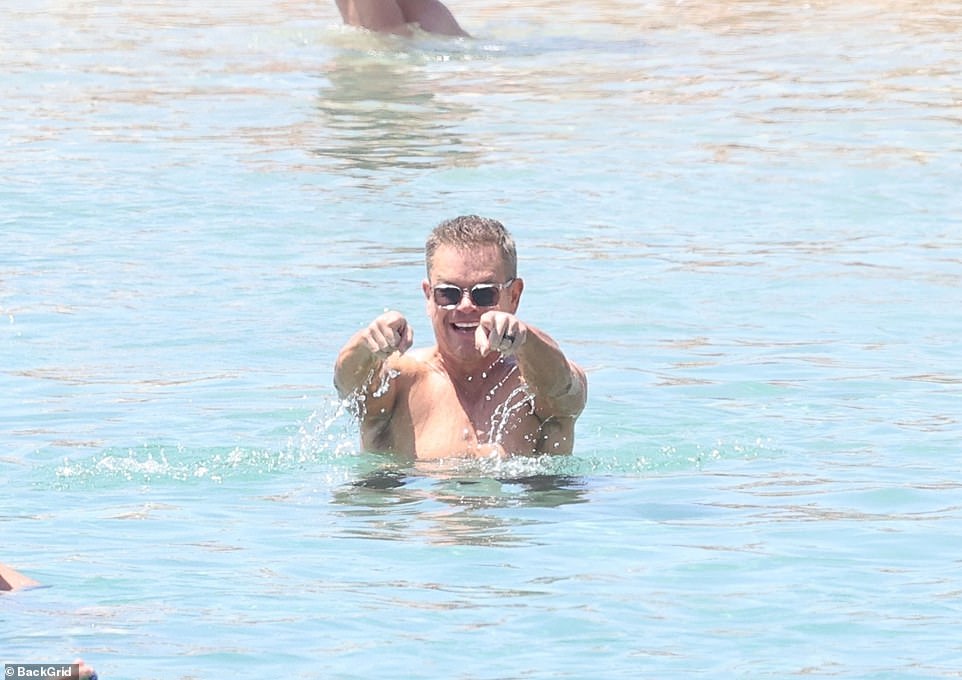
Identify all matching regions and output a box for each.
[425,215,517,278]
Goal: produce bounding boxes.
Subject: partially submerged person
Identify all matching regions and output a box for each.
[0,560,40,591]
[334,0,469,37]
[334,215,587,460]
[1,562,99,679]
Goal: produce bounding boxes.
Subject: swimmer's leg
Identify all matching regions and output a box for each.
[397,0,470,36]
[334,0,411,35]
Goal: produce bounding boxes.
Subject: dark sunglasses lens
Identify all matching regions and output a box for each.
[470,285,500,307]
[434,286,462,307]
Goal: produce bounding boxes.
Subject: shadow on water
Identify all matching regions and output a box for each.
[311,47,481,173]
[330,465,590,546]
[350,467,588,505]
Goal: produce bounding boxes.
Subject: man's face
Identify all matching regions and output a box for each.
[423,244,520,363]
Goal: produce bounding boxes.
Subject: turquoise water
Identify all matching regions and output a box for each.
[3,0,961,677]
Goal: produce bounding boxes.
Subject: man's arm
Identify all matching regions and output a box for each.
[334,310,412,400]
[514,325,587,419]
[477,312,587,419]
[335,311,414,451]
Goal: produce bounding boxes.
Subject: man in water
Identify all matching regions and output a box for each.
[334,0,469,37]
[334,215,587,460]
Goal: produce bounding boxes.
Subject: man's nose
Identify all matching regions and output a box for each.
[455,289,476,310]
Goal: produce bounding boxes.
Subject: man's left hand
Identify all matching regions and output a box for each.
[476,311,527,357]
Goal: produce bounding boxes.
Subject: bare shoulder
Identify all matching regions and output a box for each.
[392,348,441,379]
[403,346,436,363]
[366,348,436,402]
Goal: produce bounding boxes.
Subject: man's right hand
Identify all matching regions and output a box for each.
[335,310,413,398]
[360,310,413,358]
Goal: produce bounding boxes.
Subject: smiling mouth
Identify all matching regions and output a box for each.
[452,321,478,333]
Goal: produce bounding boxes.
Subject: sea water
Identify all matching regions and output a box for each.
[2,1,961,678]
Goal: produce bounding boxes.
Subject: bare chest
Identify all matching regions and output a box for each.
[396,370,543,459]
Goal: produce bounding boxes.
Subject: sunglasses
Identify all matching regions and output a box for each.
[431,279,515,309]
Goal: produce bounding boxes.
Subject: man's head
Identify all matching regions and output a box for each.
[422,216,523,364]
[425,215,517,280]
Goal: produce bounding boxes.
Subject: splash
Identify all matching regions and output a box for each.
[44,377,777,492]
[372,367,400,398]
[49,396,364,489]
[345,364,400,421]
[485,363,536,447]
[406,436,774,481]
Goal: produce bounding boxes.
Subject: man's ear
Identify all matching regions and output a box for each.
[509,277,524,310]
[423,279,433,317]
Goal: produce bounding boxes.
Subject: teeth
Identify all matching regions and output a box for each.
[454,322,478,329]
